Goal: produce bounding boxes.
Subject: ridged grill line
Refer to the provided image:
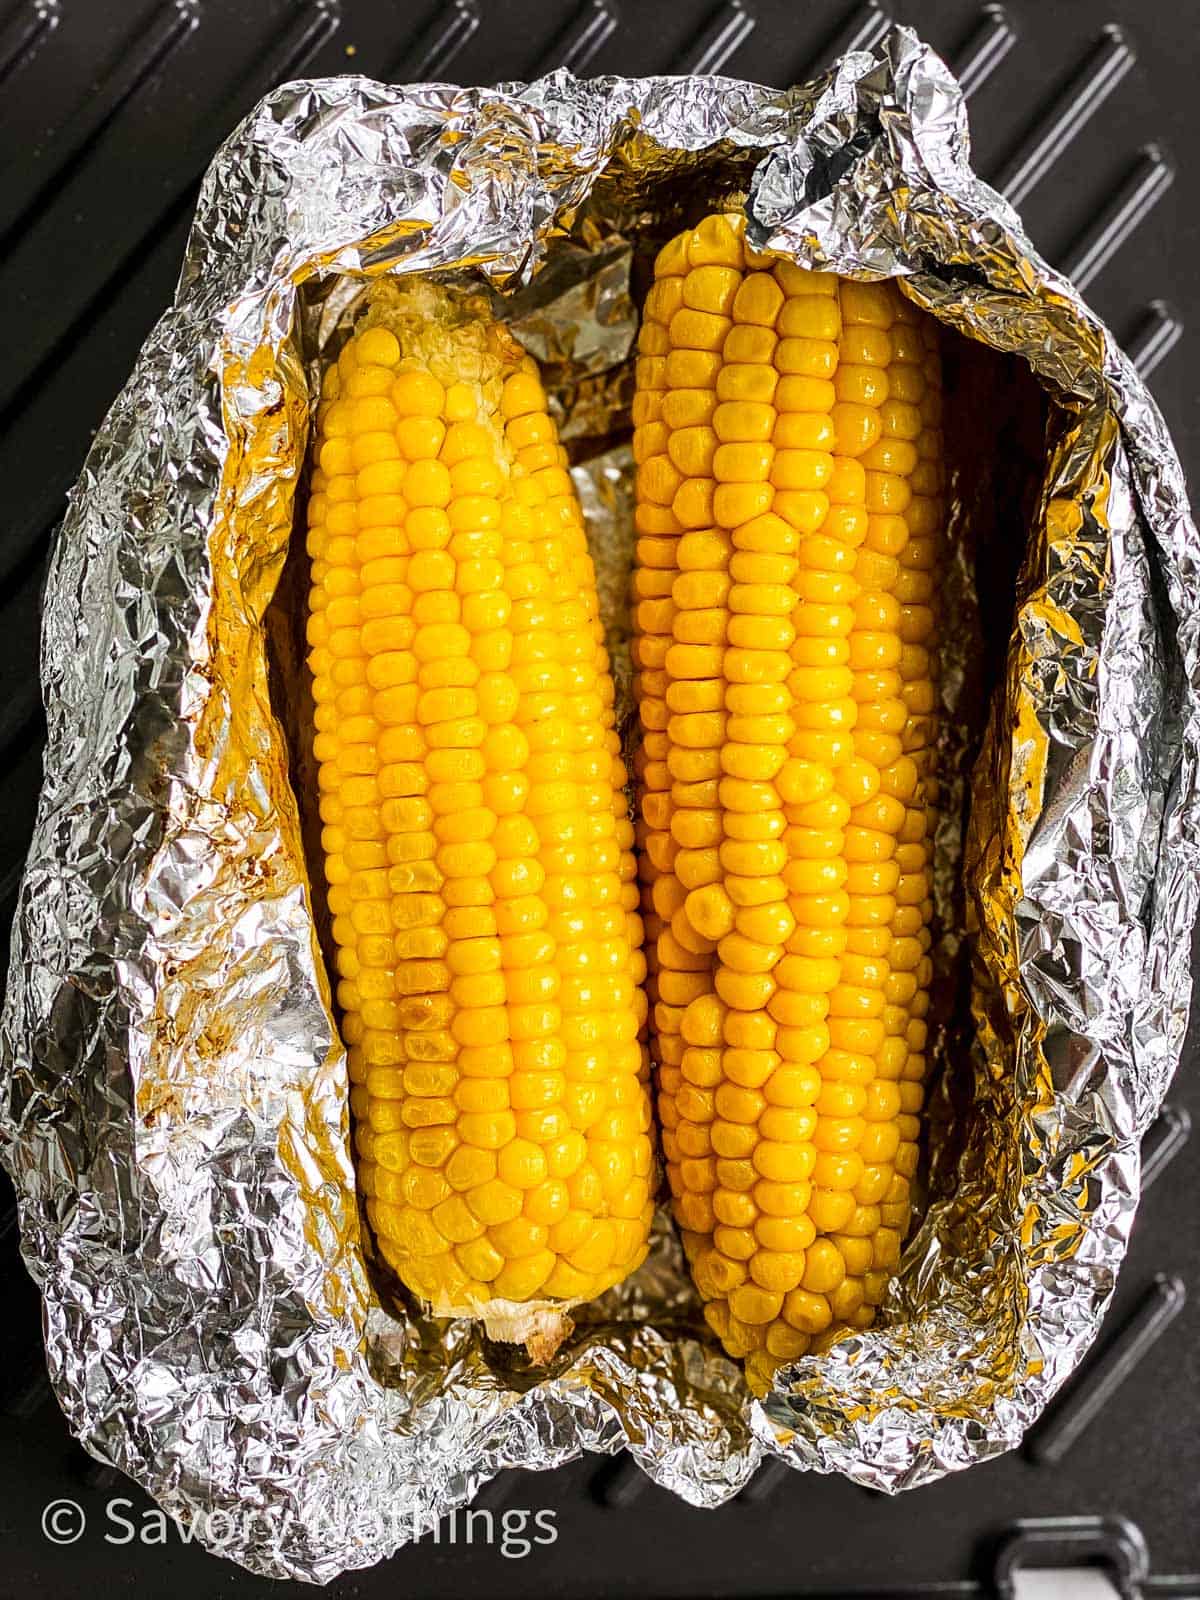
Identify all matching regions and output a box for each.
[1063,143,1176,291]
[589,1450,648,1507]
[0,732,48,894]
[0,0,340,429]
[393,0,479,79]
[733,1455,791,1504]
[0,0,349,761]
[1025,1275,1187,1465]
[0,555,50,764]
[261,0,341,88]
[1141,1102,1192,1190]
[683,0,756,76]
[1127,299,1184,380]
[0,486,64,593]
[0,0,58,86]
[801,0,892,78]
[0,708,44,807]
[533,0,617,77]
[954,3,1018,100]
[0,0,472,603]
[992,24,1136,206]
[71,1454,120,1492]
[0,855,26,907]
[0,0,200,254]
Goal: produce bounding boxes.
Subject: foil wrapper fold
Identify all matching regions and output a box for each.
[3,28,1198,1583]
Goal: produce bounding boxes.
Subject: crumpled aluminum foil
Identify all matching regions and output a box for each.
[3,26,1197,1583]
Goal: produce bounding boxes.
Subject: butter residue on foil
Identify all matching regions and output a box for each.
[3,27,1198,1583]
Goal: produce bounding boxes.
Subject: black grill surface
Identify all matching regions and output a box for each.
[1,2,1197,1594]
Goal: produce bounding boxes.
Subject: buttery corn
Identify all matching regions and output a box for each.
[307,279,653,1355]
[633,216,942,1390]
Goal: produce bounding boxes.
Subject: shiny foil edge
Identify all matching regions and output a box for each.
[0,27,1194,1581]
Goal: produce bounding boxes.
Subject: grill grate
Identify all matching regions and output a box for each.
[1,2,1196,1592]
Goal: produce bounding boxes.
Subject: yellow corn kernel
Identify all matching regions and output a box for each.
[687,212,744,268]
[309,281,652,1346]
[733,271,784,326]
[636,244,942,1380]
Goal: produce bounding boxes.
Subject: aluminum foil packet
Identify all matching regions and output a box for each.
[3,26,1197,1584]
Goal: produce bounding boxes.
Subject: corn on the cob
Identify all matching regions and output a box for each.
[633,215,942,1391]
[306,279,653,1356]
